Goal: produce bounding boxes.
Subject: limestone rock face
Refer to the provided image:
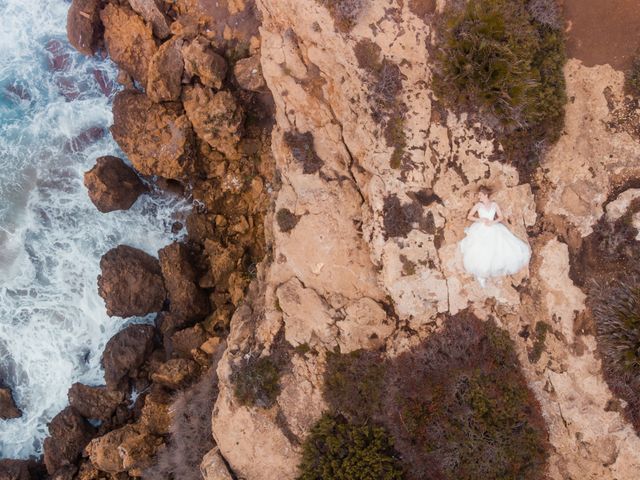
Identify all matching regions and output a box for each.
[66,0,102,56]
[111,90,196,179]
[147,38,184,103]
[43,407,96,475]
[83,156,146,213]
[182,85,244,158]
[100,4,157,85]
[201,447,233,480]
[97,245,166,318]
[209,1,640,479]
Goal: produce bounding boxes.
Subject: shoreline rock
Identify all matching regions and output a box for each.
[84,156,147,213]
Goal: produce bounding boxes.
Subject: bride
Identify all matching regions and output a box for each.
[459,186,531,287]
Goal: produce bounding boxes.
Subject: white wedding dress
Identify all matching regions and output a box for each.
[459,202,531,286]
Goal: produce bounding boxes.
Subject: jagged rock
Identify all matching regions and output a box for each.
[67,383,124,421]
[200,447,233,480]
[151,358,199,389]
[85,424,162,475]
[128,0,171,39]
[182,86,244,158]
[234,54,265,91]
[101,324,156,389]
[139,387,172,435]
[100,4,157,85]
[156,311,194,338]
[97,245,166,318]
[169,323,208,358]
[203,239,243,289]
[66,0,102,56]
[182,36,228,89]
[84,156,147,213]
[111,90,196,179]
[147,38,184,103]
[0,386,20,419]
[0,459,32,480]
[158,242,210,320]
[43,407,96,474]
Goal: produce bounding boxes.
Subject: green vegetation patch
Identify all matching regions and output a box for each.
[276,208,300,233]
[231,354,282,408]
[591,278,640,432]
[434,0,567,176]
[319,311,550,480]
[298,414,404,480]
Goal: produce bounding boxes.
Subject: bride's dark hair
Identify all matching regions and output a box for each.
[478,185,492,196]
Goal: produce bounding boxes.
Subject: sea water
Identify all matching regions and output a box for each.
[0,0,187,457]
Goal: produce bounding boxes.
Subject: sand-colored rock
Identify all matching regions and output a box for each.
[128,0,171,40]
[234,54,265,91]
[182,36,228,89]
[100,4,157,85]
[200,447,233,480]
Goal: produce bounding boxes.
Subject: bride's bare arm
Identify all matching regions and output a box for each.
[493,203,504,224]
[467,204,480,222]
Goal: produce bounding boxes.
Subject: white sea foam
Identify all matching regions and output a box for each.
[0,0,189,457]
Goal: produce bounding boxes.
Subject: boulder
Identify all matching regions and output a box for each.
[67,383,124,421]
[100,4,157,85]
[233,54,266,92]
[101,324,156,389]
[111,90,196,179]
[0,460,31,480]
[139,387,172,435]
[97,244,166,318]
[182,36,228,89]
[168,323,208,358]
[158,242,209,320]
[0,387,20,419]
[200,447,234,480]
[128,0,171,39]
[151,358,199,389]
[156,311,194,338]
[66,0,102,56]
[43,407,96,474]
[182,86,244,158]
[85,425,161,475]
[83,156,147,213]
[147,38,184,103]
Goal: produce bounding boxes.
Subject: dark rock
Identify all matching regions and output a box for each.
[67,383,125,421]
[128,0,171,40]
[168,323,208,358]
[101,324,156,389]
[111,90,196,180]
[100,4,158,85]
[158,242,209,320]
[66,0,103,56]
[43,407,96,475]
[147,38,184,103]
[0,459,30,480]
[84,156,147,213]
[234,54,266,92]
[151,358,199,389]
[0,387,21,420]
[97,245,166,318]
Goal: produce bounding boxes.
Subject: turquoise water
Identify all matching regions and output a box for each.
[0,0,186,457]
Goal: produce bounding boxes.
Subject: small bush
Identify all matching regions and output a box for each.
[627,53,640,97]
[317,0,366,33]
[231,354,282,408]
[528,321,550,363]
[434,0,567,176]
[591,278,640,432]
[143,368,218,480]
[298,414,404,480]
[276,208,300,233]
[284,130,324,174]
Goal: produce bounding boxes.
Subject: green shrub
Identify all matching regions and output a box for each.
[276,208,299,233]
[434,0,567,175]
[627,53,640,97]
[231,354,282,408]
[591,278,640,432]
[298,414,404,480]
[316,0,366,33]
[321,311,550,480]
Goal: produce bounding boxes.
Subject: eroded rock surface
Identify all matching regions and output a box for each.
[66,0,102,56]
[84,156,147,212]
[101,324,156,389]
[43,407,96,475]
[0,386,21,419]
